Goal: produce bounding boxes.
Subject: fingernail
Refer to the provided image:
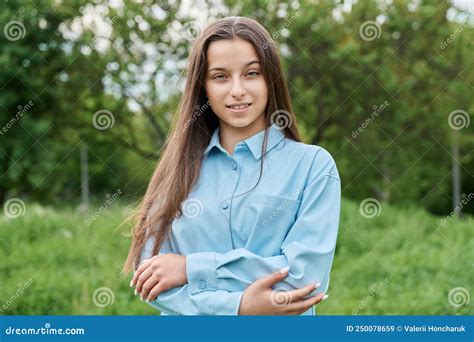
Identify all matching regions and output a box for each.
[130,280,133,287]
[140,296,144,301]
[315,282,321,289]
[280,266,290,275]
[134,289,137,296]
[322,294,329,301]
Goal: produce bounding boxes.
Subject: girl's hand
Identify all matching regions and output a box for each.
[238,268,327,315]
[131,254,187,301]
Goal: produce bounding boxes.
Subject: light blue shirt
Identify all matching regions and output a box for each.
[139,124,341,315]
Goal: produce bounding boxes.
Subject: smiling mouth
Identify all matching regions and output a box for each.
[226,103,252,110]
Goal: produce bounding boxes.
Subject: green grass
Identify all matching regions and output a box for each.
[0,199,472,315]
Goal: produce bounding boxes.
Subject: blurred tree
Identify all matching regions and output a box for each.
[0,0,88,203]
[231,0,473,214]
[0,0,472,216]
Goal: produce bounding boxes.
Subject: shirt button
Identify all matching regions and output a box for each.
[199,281,207,289]
[232,162,238,170]
[221,202,229,210]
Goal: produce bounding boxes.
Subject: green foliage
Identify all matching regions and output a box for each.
[0,0,471,318]
[0,199,471,315]
[0,2,472,212]
[235,0,474,213]
[0,201,154,315]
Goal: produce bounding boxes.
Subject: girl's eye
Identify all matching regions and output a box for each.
[246,71,259,77]
[212,74,226,80]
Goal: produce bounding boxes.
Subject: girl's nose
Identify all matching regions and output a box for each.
[230,79,246,98]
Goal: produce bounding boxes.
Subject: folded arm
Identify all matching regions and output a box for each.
[186,149,341,296]
[135,236,244,315]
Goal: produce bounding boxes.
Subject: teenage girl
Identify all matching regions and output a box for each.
[126,16,341,315]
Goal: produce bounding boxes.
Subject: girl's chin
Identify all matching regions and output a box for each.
[227,116,254,126]
[223,117,263,130]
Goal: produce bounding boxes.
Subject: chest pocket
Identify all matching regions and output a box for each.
[235,193,301,251]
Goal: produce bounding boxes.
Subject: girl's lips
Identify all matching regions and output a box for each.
[227,103,252,113]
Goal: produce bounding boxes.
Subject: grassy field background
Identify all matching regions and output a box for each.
[1,198,472,315]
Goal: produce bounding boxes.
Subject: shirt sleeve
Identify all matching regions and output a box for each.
[137,234,244,315]
[186,148,341,296]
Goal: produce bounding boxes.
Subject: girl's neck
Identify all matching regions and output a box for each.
[219,117,266,155]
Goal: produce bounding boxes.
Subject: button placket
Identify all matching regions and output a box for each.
[219,155,240,214]
[218,155,240,248]
[225,148,246,248]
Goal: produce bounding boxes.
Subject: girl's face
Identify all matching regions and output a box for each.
[205,38,268,132]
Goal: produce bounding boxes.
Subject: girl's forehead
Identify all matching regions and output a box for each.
[207,38,259,67]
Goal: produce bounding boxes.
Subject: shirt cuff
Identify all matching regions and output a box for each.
[212,291,244,315]
[186,252,218,294]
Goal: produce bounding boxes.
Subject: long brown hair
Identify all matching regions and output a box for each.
[123,16,301,273]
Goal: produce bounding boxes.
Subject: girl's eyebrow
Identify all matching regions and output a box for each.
[208,60,260,72]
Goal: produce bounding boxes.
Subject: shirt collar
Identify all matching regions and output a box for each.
[204,124,286,160]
